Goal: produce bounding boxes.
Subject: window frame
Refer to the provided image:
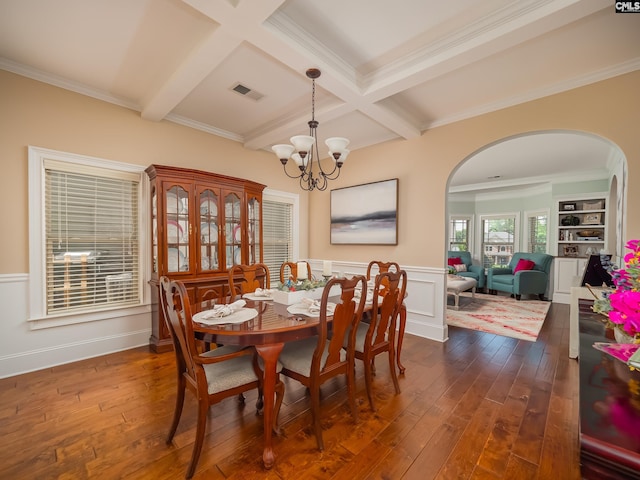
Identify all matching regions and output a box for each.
[524,209,549,254]
[262,188,300,284]
[28,146,150,329]
[448,215,473,252]
[478,212,520,269]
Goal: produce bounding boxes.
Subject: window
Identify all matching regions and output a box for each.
[28,147,147,325]
[449,216,471,251]
[262,190,299,285]
[526,211,548,254]
[480,214,517,269]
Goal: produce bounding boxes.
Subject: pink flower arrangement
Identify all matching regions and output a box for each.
[593,239,640,341]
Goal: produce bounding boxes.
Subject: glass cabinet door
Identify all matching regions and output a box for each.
[165,184,189,273]
[224,192,242,269]
[248,195,260,264]
[198,188,219,272]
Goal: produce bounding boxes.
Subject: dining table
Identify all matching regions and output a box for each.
[191,291,408,469]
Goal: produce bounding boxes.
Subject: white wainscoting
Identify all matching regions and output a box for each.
[0,273,151,379]
[1,263,449,379]
[308,260,448,343]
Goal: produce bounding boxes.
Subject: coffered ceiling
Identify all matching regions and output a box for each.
[1,0,638,188]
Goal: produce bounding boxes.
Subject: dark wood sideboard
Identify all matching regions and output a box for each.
[578,299,640,479]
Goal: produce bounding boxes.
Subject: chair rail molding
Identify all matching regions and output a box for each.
[308,260,447,342]
[0,261,449,379]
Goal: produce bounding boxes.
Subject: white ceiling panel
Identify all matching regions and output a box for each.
[1,0,638,190]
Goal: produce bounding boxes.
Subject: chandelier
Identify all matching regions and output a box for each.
[271,68,350,191]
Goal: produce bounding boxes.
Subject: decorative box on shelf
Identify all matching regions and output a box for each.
[271,288,325,305]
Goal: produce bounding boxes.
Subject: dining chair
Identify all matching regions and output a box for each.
[279,261,312,283]
[159,276,284,479]
[277,275,367,451]
[228,263,270,300]
[352,269,407,411]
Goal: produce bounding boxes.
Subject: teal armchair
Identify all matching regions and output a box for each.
[487,252,553,300]
[447,251,485,289]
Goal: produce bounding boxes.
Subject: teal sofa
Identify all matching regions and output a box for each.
[487,252,553,300]
[447,251,485,289]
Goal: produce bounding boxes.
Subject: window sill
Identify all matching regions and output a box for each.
[28,303,152,330]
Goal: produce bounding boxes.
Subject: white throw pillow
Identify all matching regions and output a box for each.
[454,264,467,273]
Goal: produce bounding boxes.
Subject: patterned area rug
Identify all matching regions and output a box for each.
[446,292,551,342]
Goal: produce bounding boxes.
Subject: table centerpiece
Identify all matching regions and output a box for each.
[271,277,329,305]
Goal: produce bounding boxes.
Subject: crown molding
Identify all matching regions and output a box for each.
[426,58,640,130]
[164,113,243,143]
[0,58,141,112]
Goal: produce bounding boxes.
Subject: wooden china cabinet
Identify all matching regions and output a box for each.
[146,164,265,352]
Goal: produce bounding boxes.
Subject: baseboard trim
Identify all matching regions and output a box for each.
[0,329,151,379]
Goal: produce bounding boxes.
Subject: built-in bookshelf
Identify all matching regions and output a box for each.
[557,197,606,258]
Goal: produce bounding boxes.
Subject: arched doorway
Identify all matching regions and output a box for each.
[445,130,627,303]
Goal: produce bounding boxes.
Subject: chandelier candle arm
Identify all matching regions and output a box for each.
[271,68,350,191]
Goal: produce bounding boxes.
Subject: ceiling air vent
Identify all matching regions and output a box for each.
[231,82,263,101]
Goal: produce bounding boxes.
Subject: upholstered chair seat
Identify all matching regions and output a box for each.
[202,346,283,394]
[278,338,346,376]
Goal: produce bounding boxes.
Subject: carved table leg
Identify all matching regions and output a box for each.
[254,342,284,469]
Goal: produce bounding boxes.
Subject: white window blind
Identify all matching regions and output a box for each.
[262,199,293,285]
[44,162,140,314]
[528,214,548,253]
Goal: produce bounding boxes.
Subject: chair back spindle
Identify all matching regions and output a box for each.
[279,261,312,283]
[366,260,400,296]
[228,263,270,300]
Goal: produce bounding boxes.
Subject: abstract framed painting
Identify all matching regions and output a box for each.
[330,179,398,245]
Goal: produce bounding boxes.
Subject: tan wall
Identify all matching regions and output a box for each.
[0,70,309,273]
[1,69,638,275]
[310,70,640,266]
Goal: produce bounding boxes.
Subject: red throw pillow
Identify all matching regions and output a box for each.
[448,257,463,266]
[514,258,536,273]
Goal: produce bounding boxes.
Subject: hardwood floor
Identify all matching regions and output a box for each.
[0,303,580,479]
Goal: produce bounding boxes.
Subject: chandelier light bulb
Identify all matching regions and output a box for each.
[272,144,295,160]
[325,137,350,152]
[331,149,350,166]
[290,135,315,153]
